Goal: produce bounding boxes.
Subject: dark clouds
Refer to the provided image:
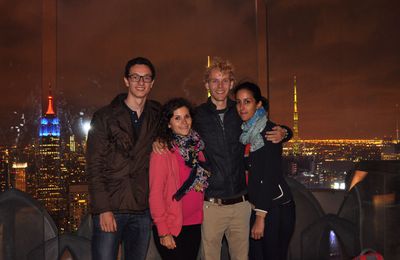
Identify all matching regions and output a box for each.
[55,0,257,109]
[0,0,399,142]
[267,0,400,138]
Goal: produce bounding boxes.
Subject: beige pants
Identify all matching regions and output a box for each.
[201,200,252,260]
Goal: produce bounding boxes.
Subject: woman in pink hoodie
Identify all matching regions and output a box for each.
[149,98,210,260]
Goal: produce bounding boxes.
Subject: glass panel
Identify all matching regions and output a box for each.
[1,1,398,259]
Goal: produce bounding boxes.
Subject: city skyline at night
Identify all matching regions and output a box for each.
[0,75,398,240]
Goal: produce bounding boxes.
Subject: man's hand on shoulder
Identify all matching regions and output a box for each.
[152,139,168,154]
[265,126,288,143]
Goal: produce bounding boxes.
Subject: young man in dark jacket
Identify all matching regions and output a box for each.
[194,57,290,260]
[87,57,161,260]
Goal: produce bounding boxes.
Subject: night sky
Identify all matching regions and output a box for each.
[1,0,399,144]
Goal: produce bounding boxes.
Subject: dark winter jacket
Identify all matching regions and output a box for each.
[193,98,247,199]
[246,121,293,211]
[87,94,161,214]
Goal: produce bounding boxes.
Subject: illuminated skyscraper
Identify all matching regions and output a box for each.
[292,76,300,155]
[39,94,60,137]
[68,135,76,152]
[11,162,27,192]
[396,104,399,143]
[207,56,211,97]
[293,76,299,140]
[0,148,10,192]
[68,184,90,232]
[36,92,67,232]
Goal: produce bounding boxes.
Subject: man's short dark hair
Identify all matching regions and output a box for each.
[124,57,156,79]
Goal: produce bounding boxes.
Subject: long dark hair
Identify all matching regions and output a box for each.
[233,81,269,111]
[156,98,195,150]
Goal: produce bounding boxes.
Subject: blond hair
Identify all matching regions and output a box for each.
[204,57,235,83]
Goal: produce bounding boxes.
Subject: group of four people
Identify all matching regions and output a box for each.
[87,56,295,260]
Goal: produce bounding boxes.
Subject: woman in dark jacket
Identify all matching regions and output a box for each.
[234,82,296,260]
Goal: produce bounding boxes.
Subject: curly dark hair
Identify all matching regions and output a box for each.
[156,98,195,150]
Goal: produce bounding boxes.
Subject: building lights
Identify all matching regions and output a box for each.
[332,182,346,190]
[82,121,91,136]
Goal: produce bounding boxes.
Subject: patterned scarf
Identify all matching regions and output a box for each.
[239,107,268,152]
[172,130,211,201]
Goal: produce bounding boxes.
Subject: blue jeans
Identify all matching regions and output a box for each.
[92,211,151,260]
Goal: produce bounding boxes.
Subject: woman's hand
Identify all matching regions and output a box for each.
[251,215,265,240]
[160,235,177,249]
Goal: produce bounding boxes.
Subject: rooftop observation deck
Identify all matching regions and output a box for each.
[0,161,399,260]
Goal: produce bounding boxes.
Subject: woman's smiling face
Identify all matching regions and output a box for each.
[168,106,192,136]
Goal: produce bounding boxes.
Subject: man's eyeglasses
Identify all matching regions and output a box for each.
[208,78,232,86]
[128,74,153,83]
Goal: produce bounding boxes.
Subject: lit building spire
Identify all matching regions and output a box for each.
[292,75,300,155]
[45,85,55,115]
[293,75,299,140]
[207,56,211,97]
[39,84,60,137]
[396,104,399,143]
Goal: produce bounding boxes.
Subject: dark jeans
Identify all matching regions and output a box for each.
[153,224,201,260]
[249,201,296,260]
[92,211,151,260]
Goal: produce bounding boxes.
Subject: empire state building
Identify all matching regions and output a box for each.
[36,92,67,232]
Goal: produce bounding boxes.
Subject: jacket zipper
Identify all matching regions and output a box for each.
[215,112,226,145]
[214,110,233,191]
